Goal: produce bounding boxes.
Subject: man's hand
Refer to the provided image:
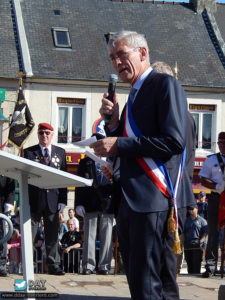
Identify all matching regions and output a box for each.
[64,246,71,254]
[100,93,119,131]
[90,137,118,157]
[101,165,113,181]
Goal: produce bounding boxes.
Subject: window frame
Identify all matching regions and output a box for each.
[52,27,71,48]
[187,94,222,156]
[57,104,84,144]
[51,91,92,150]
[191,110,214,150]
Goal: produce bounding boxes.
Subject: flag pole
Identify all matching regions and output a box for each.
[18,72,25,157]
[174,62,178,80]
[18,71,25,88]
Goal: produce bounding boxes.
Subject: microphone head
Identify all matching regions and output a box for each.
[108,74,118,83]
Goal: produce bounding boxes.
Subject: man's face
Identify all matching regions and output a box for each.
[38,129,53,147]
[198,195,206,202]
[188,207,198,218]
[218,139,225,156]
[67,220,75,232]
[68,210,74,218]
[109,40,148,86]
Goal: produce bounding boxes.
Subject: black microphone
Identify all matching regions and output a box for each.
[105,74,118,125]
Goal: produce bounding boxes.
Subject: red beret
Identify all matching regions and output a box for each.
[218,132,225,140]
[38,123,54,131]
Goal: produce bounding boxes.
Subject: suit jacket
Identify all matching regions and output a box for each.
[75,157,114,214]
[24,144,67,213]
[110,70,195,213]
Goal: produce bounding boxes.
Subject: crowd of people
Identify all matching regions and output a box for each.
[1,28,225,300]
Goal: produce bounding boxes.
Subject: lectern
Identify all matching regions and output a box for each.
[0,150,92,294]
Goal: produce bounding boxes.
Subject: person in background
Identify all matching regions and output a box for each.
[197,191,208,220]
[60,219,82,273]
[11,209,20,232]
[75,134,114,275]
[58,212,68,243]
[7,228,22,274]
[0,176,15,277]
[151,61,173,76]
[34,217,47,273]
[24,123,67,275]
[68,209,79,232]
[199,131,225,278]
[184,204,208,274]
[90,30,195,300]
[151,60,197,288]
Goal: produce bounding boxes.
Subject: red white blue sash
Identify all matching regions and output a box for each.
[123,96,186,229]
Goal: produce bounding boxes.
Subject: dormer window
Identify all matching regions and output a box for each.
[52,27,71,48]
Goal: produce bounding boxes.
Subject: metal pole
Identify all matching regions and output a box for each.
[19,172,35,299]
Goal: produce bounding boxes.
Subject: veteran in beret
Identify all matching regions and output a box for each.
[24,123,67,275]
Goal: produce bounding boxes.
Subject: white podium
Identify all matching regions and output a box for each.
[0,150,92,291]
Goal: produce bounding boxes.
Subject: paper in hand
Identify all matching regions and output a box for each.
[74,136,97,147]
[84,150,112,168]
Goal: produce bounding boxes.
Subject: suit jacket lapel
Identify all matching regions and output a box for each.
[33,145,45,164]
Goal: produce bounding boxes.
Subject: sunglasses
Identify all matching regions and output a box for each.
[38,131,51,136]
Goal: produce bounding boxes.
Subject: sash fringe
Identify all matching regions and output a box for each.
[167,207,176,233]
[173,229,182,254]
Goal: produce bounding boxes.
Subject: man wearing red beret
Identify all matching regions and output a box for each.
[199,131,225,277]
[24,123,67,275]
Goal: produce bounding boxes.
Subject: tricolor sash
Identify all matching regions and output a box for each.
[123,96,186,253]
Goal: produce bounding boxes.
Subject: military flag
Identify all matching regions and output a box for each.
[8,87,35,149]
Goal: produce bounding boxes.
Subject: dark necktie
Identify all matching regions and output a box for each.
[128,87,137,104]
[44,148,50,165]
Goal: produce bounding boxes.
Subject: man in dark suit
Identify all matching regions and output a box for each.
[24,123,67,275]
[90,30,195,300]
[0,176,15,276]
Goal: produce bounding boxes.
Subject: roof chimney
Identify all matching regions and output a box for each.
[190,0,217,14]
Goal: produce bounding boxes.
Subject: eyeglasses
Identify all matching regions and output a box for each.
[109,47,140,62]
[38,131,51,136]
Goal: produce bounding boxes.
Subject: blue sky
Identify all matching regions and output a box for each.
[146,0,225,2]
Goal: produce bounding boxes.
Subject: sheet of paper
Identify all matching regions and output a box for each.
[84,150,112,168]
[74,136,97,147]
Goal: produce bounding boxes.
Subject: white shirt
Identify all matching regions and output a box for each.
[199,153,225,192]
[39,144,52,157]
[131,66,153,103]
[72,217,79,230]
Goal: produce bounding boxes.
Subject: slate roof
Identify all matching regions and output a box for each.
[0,1,20,78]
[214,4,225,48]
[1,0,225,88]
